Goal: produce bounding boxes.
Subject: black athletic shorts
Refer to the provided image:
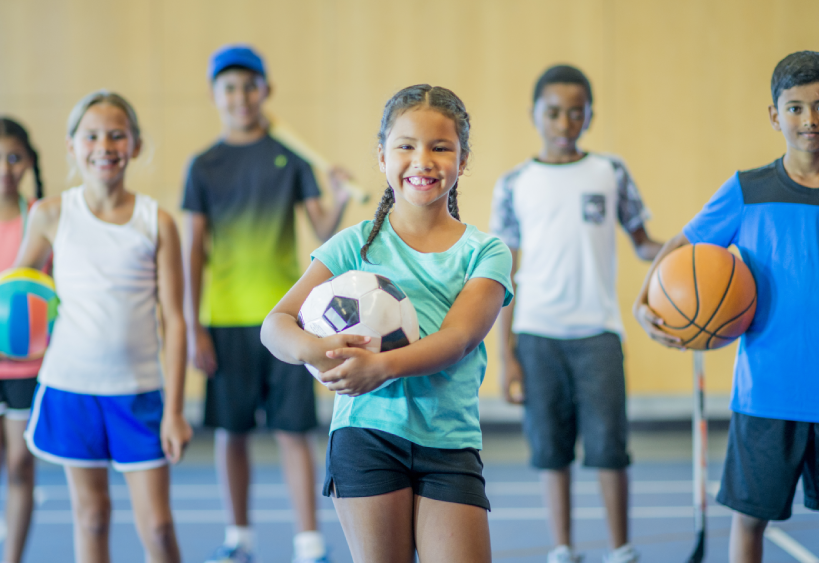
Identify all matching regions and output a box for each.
[203,326,318,433]
[517,332,631,470]
[0,378,38,420]
[717,412,819,521]
[322,427,490,510]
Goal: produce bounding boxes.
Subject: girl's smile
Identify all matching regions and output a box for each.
[68,103,140,188]
[379,107,466,209]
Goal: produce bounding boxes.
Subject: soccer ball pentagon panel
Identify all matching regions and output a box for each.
[297,270,420,389]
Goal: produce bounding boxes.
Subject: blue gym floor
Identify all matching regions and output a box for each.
[7,428,819,562]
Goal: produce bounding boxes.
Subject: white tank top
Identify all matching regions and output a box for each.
[38,186,163,395]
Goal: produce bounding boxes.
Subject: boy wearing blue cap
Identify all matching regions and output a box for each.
[183,44,349,563]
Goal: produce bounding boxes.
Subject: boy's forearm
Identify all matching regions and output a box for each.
[634,231,691,309]
[498,300,517,362]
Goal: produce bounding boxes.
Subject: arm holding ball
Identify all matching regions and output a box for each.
[632,231,690,349]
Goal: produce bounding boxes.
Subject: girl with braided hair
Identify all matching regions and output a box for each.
[261,85,513,563]
[0,116,45,563]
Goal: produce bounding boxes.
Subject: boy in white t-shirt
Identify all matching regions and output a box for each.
[489,65,663,563]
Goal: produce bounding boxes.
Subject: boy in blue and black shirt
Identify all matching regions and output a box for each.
[635,51,819,563]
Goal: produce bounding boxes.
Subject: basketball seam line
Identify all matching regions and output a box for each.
[700,255,736,349]
[708,293,757,342]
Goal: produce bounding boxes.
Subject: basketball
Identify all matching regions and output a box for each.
[0,267,59,360]
[647,243,756,350]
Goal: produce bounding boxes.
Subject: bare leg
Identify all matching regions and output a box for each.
[3,418,35,563]
[414,496,491,563]
[124,465,181,563]
[729,512,767,563]
[598,468,629,548]
[215,429,251,526]
[275,430,318,533]
[65,466,111,563]
[332,488,415,563]
[542,467,572,546]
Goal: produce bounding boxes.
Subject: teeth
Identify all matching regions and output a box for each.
[408,177,435,186]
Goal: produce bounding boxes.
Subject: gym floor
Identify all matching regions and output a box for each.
[8,425,819,563]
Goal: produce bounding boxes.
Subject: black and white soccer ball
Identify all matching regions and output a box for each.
[297,270,420,389]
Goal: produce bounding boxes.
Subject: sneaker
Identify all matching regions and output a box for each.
[603,543,639,563]
[205,544,255,563]
[547,545,583,563]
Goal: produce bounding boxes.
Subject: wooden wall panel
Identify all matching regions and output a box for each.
[2,0,816,401]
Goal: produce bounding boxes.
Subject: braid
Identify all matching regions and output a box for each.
[360,185,395,263]
[31,149,44,199]
[448,182,460,221]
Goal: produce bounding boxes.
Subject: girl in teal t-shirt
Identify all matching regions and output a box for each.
[261,85,512,563]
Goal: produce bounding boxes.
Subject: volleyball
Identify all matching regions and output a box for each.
[0,268,59,360]
[297,270,420,388]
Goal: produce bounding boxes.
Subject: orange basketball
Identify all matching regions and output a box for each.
[647,243,757,350]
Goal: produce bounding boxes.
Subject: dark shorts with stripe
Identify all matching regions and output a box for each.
[323,427,490,510]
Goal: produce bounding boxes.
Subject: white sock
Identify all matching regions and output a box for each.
[225,525,254,551]
[294,530,326,560]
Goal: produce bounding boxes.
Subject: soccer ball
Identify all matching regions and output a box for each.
[297,270,420,390]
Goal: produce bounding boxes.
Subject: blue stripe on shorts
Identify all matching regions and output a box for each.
[25,384,167,472]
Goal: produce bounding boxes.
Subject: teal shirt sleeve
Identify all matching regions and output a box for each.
[467,235,514,306]
[310,222,367,275]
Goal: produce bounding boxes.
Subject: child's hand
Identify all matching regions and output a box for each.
[303,333,372,374]
[161,412,192,464]
[501,356,525,405]
[190,327,218,376]
[320,347,390,396]
[327,167,353,206]
[633,303,685,350]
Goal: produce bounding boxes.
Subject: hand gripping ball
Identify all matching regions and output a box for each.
[297,270,420,390]
[0,268,59,360]
[648,243,756,350]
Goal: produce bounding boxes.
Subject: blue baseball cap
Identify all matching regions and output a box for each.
[208,44,267,81]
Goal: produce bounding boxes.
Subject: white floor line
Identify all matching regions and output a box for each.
[765,526,819,563]
[27,504,818,524]
[29,480,728,501]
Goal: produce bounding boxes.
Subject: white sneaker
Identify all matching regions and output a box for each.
[603,543,639,563]
[547,545,583,563]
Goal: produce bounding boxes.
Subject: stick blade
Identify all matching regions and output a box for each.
[685,529,706,563]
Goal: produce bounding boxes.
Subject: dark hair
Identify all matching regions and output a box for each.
[771,51,819,105]
[532,64,593,106]
[0,117,44,199]
[360,84,471,263]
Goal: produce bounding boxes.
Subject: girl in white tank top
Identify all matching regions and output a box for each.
[13,91,190,562]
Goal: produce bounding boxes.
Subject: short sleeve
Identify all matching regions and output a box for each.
[683,173,744,248]
[296,157,321,202]
[608,156,651,232]
[181,157,207,214]
[489,172,521,249]
[468,237,514,306]
[310,223,366,275]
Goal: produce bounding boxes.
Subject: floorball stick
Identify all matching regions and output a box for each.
[686,350,707,563]
[267,114,371,203]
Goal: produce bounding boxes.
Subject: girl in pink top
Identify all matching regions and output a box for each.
[0,116,44,563]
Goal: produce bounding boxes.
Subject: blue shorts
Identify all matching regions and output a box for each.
[25,384,167,472]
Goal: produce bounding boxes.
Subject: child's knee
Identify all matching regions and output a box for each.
[76,502,112,538]
[144,519,177,555]
[734,511,768,535]
[6,450,34,486]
